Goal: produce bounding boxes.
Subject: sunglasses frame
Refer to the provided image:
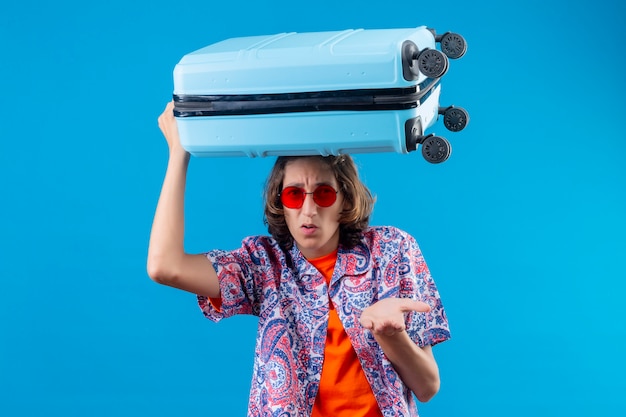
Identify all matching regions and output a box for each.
[279,184,338,209]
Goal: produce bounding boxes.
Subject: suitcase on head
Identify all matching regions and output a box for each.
[172,26,468,163]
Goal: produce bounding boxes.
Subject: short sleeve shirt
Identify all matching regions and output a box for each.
[197,226,450,417]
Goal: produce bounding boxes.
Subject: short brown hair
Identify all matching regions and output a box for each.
[263,155,375,251]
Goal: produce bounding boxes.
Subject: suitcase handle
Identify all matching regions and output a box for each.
[401,41,421,81]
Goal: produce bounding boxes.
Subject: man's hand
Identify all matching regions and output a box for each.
[359,298,431,336]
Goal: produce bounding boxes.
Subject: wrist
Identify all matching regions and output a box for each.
[169,146,190,162]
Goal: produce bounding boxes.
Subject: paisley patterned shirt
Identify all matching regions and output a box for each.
[197,226,450,417]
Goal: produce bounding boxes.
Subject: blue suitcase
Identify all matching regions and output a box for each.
[172,26,468,163]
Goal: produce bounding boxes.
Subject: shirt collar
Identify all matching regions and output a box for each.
[288,239,374,278]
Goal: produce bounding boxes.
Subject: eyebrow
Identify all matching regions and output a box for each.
[283,181,334,188]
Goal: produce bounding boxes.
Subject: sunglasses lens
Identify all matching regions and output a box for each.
[280,185,337,208]
[313,185,337,207]
[280,187,305,208]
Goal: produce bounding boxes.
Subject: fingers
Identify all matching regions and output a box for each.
[164,100,175,115]
[406,300,432,313]
[379,320,406,336]
[359,316,373,330]
[158,101,175,125]
[360,312,406,335]
[366,319,406,336]
[381,324,404,337]
[158,101,178,135]
[156,101,187,155]
[359,298,431,337]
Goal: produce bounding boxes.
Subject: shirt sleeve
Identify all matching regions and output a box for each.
[197,239,268,322]
[398,233,451,347]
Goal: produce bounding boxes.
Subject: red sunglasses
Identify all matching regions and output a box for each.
[279,185,338,209]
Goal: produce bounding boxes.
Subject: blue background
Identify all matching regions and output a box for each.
[1,0,624,416]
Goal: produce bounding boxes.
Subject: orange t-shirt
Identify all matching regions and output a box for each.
[309,250,383,417]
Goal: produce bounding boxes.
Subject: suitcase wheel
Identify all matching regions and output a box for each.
[439,106,470,132]
[438,32,467,59]
[417,49,449,79]
[421,135,451,164]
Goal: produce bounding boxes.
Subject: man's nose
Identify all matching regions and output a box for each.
[300,192,318,215]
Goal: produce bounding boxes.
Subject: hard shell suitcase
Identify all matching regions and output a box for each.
[172,26,468,163]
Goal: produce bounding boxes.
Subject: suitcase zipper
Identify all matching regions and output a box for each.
[174,79,439,117]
